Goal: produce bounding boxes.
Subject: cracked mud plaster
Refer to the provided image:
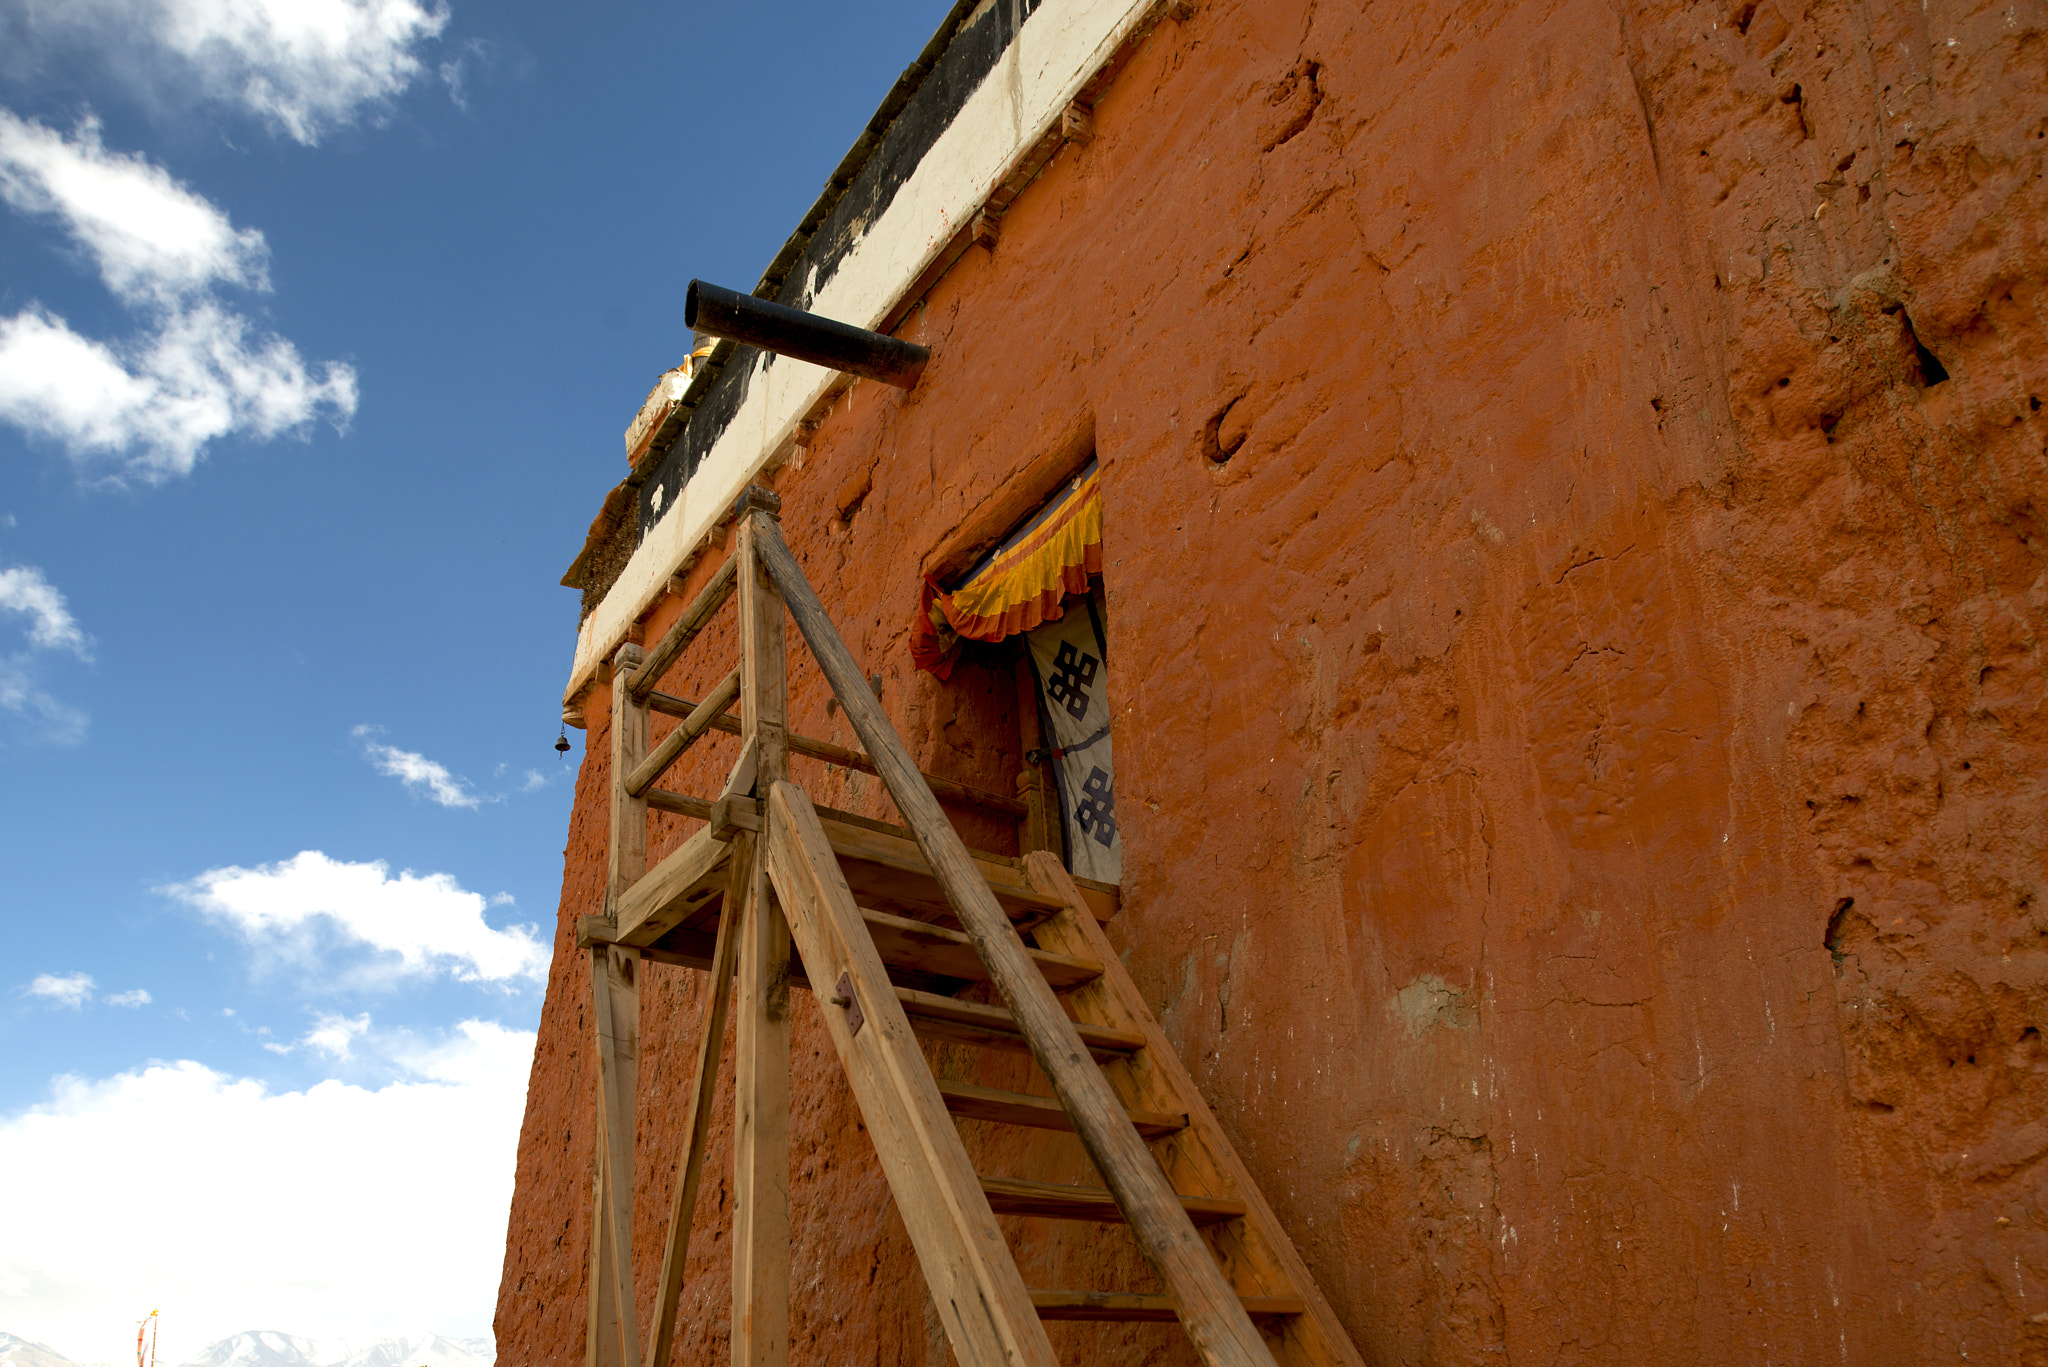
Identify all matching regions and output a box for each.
[499,2,2048,1364]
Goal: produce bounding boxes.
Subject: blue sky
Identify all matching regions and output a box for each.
[0,1,943,1359]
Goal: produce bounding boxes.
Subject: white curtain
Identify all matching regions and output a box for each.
[1025,606,1119,883]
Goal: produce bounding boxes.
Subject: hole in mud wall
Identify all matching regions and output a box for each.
[1911,335,1950,386]
[1779,82,1812,140]
[1892,306,1948,386]
[1824,896,1855,967]
[1732,2,1757,34]
[1203,392,1249,465]
[1880,304,1950,387]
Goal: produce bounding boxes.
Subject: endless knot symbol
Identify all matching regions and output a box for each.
[1074,766,1117,849]
[1047,641,1099,722]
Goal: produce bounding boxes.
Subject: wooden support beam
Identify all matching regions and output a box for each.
[751,512,1278,1367]
[761,781,1058,1367]
[647,691,1025,817]
[586,1104,614,1367]
[1061,100,1095,146]
[644,788,714,822]
[625,665,741,799]
[642,833,751,1367]
[589,945,642,1367]
[628,554,737,699]
[609,644,650,915]
[730,509,789,1367]
[614,825,730,947]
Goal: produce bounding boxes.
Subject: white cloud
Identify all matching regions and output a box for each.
[354,727,480,809]
[0,561,92,742]
[160,850,549,985]
[0,112,357,480]
[0,564,91,658]
[298,1010,371,1059]
[104,988,151,1007]
[0,110,268,304]
[25,973,93,1008]
[0,657,89,742]
[0,1019,533,1361]
[13,0,451,146]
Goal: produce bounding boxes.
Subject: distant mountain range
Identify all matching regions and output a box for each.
[0,1331,491,1367]
[0,1333,82,1367]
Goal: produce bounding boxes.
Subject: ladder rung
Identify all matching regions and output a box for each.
[823,823,1070,925]
[896,987,1143,1058]
[863,907,1103,990]
[980,1175,1246,1225]
[938,1079,1185,1137]
[1028,1290,1306,1322]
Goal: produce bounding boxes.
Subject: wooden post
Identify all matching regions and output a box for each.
[610,643,651,910]
[589,641,649,1367]
[731,489,790,1367]
[586,1103,614,1367]
[642,833,753,1367]
[590,945,642,1367]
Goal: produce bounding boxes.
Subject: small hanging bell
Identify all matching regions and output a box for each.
[555,726,572,754]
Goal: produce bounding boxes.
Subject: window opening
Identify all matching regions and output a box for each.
[913,456,1117,880]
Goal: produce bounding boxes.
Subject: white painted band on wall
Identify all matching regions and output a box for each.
[564,0,1157,706]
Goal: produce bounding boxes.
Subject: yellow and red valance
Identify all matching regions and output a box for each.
[912,461,1102,678]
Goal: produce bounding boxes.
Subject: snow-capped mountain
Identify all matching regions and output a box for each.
[178,1334,491,1367]
[0,1332,94,1367]
[0,1333,489,1367]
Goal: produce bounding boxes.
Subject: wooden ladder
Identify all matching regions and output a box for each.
[576,487,1364,1367]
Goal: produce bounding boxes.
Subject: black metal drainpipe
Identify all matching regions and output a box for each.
[684,279,930,389]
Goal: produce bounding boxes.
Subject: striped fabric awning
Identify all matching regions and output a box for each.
[912,460,1102,678]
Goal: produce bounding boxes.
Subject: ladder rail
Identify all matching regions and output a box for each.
[750,506,1280,1367]
[762,780,1058,1367]
[1024,853,1370,1367]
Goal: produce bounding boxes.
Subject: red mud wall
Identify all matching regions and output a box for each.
[498,2,2048,1362]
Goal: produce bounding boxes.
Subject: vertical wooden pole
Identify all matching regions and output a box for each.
[731,494,790,1367]
[592,641,648,1367]
[587,1101,613,1367]
[642,831,753,1367]
[610,642,651,909]
[592,944,642,1367]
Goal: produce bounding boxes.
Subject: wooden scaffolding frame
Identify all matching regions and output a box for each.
[573,487,1366,1367]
